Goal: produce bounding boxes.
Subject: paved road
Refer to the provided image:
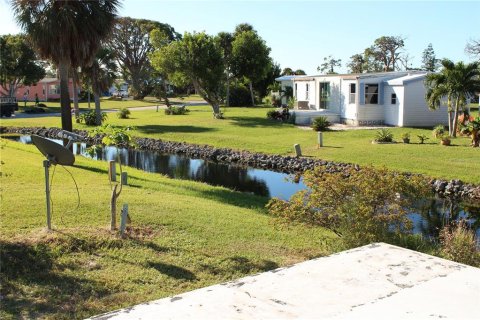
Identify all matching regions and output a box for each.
[1,100,208,120]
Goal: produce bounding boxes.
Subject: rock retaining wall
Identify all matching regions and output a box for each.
[2,126,479,202]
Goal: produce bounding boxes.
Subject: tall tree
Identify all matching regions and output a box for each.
[230,30,271,106]
[368,36,405,71]
[0,34,45,97]
[421,43,438,72]
[151,32,225,117]
[81,47,118,125]
[347,54,365,73]
[281,67,294,76]
[362,48,384,73]
[318,55,342,74]
[109,17,179,99]
[465,39,480,59]
[13,0,119,133]
[426,59,480,137]
[217,31,234,106]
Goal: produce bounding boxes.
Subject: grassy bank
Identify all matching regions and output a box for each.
[0,140,334,319]
[2,105,478,183]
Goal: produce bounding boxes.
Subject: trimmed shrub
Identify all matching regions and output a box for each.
[79,110,107,126]
[266,108,289,121]
[229,85,252,106]
[117,108,131,119]
[165,105,189,115]
[432,124,446,138]
[311,116,331,132]
[374,128,394,142]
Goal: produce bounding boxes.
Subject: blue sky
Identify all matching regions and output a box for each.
[1,0,478,74]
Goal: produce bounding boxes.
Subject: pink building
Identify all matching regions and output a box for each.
[15,78,76,102]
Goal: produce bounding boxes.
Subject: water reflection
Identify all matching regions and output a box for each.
[9,135,480,240]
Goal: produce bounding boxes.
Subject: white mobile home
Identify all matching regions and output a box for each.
[276,71,448,127]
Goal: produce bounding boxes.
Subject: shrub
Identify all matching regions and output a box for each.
[374,128,394,142]
[432,124,446,138]
[79,110,107,126]
[164,105,189,115]
[417,134,429,144]
[440,221,479,267]
[229,85,252,106]
[311,116,331,132]
[401,132,410,140]
[266,107,290,121]
[117,108,131,119]
[266,166,430,249]
[24,106,46,114]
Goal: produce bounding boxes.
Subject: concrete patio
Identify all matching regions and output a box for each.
[90,243,480,319]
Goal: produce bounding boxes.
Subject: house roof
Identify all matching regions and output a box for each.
[40,77,59,83]
[385,72,428,85]
[276,71,428,83]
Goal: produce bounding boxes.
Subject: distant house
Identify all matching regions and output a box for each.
[275,71,448,127]
[15,78,76,102]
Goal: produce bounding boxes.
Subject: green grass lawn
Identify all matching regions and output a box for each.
[0,140,334,319]
[2,105,478,183]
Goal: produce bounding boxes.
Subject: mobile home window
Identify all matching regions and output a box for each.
[306,83,309,99]
[391,93,397,104]
[365,84,378,104]
[294,83,297,98]
[349,83,356,104]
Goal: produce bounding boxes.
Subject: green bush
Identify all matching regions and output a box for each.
[117,108,131,119]
[440,221,479,267]
[229,85,252,106]
[432,124,446,138]
[79,110,107,126]
[164,105,189,115]
[417,134,429,144]
[374,128,394,142]
[266,166,430,249]
[311,116,331,132]
[266,108,290,121]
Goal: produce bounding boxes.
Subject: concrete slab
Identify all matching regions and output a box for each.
[89,243,480,320]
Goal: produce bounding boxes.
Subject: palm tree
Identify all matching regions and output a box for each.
[426,59,480,137]
[81,47,118,125]
[12,0,120,133]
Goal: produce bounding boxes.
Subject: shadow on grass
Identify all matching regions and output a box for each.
[0,240,109,318]
[136,125,217,135]
[228,116,288,128]
[147,262,196,280]
[200,256,278,276]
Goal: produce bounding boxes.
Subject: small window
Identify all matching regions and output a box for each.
[391,93,397,104]
[349,83,356,104]
[294,83,297,98]
[306,83,309,99]
[365,84,379,104]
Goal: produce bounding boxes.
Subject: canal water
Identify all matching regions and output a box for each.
[10,135,480,240]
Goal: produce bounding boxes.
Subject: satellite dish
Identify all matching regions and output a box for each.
[32,135,75,166]
[31,134,77,230]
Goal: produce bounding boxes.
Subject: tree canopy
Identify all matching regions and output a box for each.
[13,0,119,132]
[109,17,180,99]
[422,43,438,72]
[0,34,45,97]
[151,32,225,117]
[318,55,342,74]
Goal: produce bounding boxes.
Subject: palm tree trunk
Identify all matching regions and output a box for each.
[249,82,255,106]
[452,98,459,137]
[72,70,80,123]
[94,92,101,125]
[58,61,73,134]
[226,73,230,107]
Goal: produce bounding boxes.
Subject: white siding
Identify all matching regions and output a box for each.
[402,81,448,127]
[295,81,316,108]
[314,76,343,113]
[342,80,356,120]
[384,85,403,126]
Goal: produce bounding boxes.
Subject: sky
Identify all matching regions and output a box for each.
[1,0,479,74]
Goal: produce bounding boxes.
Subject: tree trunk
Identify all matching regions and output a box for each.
[163,82,171,108]
[451,98,459,138]
[58,61,73,133]
[249,82,255,106]
[72,70,80,123]
[226,74,230,107]
[447,111,453,136]
[87,82,91,109]
[94,92,102,125]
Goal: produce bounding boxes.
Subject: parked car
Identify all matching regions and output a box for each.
[113,90,129,98]
[0,96,19,117]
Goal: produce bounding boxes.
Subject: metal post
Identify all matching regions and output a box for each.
[318,132,323,148]
[43,160,52,230]
[121,172,128,186]
[120,204,128,238]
